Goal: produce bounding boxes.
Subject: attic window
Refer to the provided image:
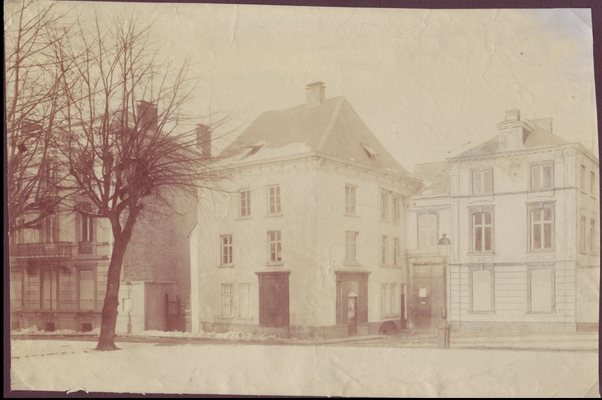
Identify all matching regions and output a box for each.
[361,143,377,159]
[243,145,263,159]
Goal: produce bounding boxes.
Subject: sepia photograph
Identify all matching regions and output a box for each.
[5,0,600,397]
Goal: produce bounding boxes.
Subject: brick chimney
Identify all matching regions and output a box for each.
[138,100,158,131]
[306,82,326,108]
[505,109,520,121]
[196,124,212,157]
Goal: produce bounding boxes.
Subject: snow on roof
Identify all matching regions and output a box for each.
[221,96,412,177]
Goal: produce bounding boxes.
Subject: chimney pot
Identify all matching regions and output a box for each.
[306,82,326,108]
[505,109,520,121]
[196,124,212,157]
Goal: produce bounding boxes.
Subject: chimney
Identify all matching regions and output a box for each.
[505,109,520,121]
[306,82,326,108]
[196,124,212,157]
[138,100,158,131]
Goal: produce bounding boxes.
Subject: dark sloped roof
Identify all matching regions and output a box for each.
[413,161,450,196]
[221,96,411,176]
[453,119,569,158]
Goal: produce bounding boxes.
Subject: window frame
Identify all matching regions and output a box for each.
[527,202,555,252]
[344,231,358,264]
[220,234,233,266]
[10,270,24,310]
[345,184,357,215]
[380,235,389,266]
[530,162,554,191]
[417,212,438,249]
[267,230,282,264]
[380,190,389,221]
[590,171,596,197]
[267,185,282,216]
[239,189,251,218]
[76,268,96,311]
[221,283,234,317]
[392,196,401,224]
[468,206,495,254]
[40,269,59,311]
[471,168,493,195]
[526,265,555,314]
[590,217,597,256]
[580,164,586,192]
[239,283,251,318]
[393,237,400,267]
[468,265,495,313]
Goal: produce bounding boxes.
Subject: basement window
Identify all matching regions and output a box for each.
[361,143,377,159]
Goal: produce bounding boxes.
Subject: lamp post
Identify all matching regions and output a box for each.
[437,234,452,349]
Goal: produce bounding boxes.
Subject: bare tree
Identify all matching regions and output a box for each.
[6,0,78,236]
[53,8,232,350]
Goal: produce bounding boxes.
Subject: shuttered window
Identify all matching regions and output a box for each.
[79,270,95,310]
[42,270,58,310]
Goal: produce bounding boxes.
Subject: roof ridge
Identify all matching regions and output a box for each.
[316,97,345,152]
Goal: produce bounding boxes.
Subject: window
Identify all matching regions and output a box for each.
[392,197,401,223]
[11,218,25,245]
[590,218,597,255]
[380,191,389,220]
[529,267,554,313]
[393,238,400,266]
[221,235,233,265]
[529,205,553,251]
[267,185,281,215]
[361,143,377,159]
[580,165,586,191]
[470,267,494,312]
[239,283,251,318]
[381,283,388,316]
[268,231,282,263]
[239,189,251,217]
[345,231,358,263]
[418,213,437,249]
[580,214,587,254]
[345,184,357,215]
[41,270,58,310]
[390,283,397,316]
[40,215,59,243]
[381,283,398,317]
[472,211,493,252]
[472,169,493,195]
[78,269,95,310]
[10,271,23,309]
[381,235,388,265]
[591,172,596,197]
[221,284,234,317]
[531,164,552,190]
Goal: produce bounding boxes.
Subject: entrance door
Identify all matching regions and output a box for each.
[412,264,444,329]
[257,271,290,327]
[347,296,358,335]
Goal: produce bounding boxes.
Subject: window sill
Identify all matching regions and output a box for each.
[265,262,283,267]
[344,213,360,218]
[219,264,235,268]
[265,213,283,218]
[342,262,361,267]
[527,249,555,254]
[236,216,252,221]
[525,311,556,315]
[466,252,495,256]
[467,310,496,314]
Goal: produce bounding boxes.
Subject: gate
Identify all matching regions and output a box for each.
[165,294,187,332]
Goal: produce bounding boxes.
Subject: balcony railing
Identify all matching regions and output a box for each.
[11,242,73,258]
[78,241,94,255]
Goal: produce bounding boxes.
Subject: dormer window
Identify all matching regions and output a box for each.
[243,145,263,159]
[361,143,377,160]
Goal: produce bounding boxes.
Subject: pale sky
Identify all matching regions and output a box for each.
[17,2,601,172]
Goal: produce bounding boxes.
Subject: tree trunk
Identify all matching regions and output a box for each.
[95,231,133,351]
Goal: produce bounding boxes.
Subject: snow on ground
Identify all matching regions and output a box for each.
[10,339,599,397]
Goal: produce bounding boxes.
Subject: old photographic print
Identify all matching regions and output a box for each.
[6,0,600,397]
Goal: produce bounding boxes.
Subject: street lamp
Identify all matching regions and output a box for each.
[437,234,452,349]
